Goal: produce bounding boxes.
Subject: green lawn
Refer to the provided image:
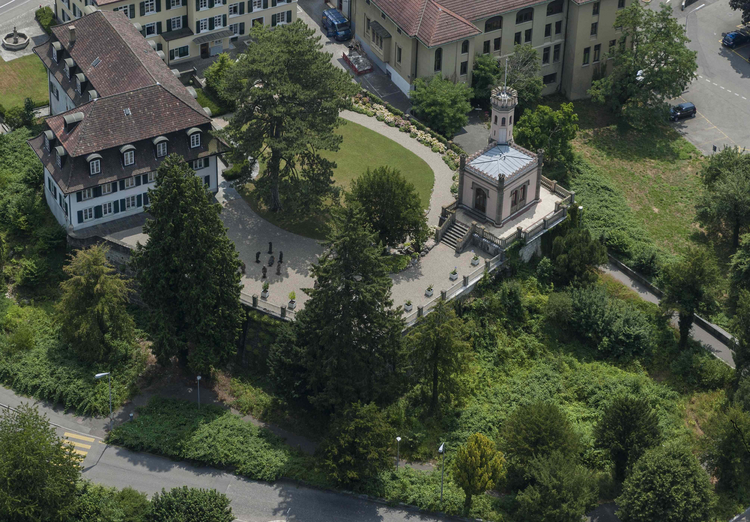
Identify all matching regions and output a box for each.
[241,119,434,240]
[0,55,48,110]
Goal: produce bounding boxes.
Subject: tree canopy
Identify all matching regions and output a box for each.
[589,3,697,126]
[219,21,357,211]
[148,487,234,522]
[729,0,750,24]
[701,404,750,504]
[410,74,472,138]
[551,226,607,287]
[515,103,579,167]
[696,166,750,250]
[453,433,506,510]
[132,155,243,373]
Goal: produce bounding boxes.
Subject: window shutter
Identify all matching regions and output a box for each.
[157,21,162,33]
[144,193,150,206]
[239,1,244,13]
[166,0,170,9]
[94,205,102,218]
[166,18,172,31]
[286,9,291,21]
[196,21,200,32]
[170,49,175,60]
[209,17,214,29]
[271,13,276,26]
[182,0,186,6]
[129,3,135,17]
[157,42,162,51]
[139,1,145,15]
[262,0,267,8]
[77,210,83,223]
[135,175,142,186]
[239,22,245,34]
[112,182,118,193]
[76,191,82,202]
[208,0,213,8]
[119,180,126,191]
[156,0,161,11]
[93,186,102,197]
[195,0,199,9]
[113,200,120,213]
[204,175,210,186]
[120,198,127,210]
[183,14,188,27]
[271,0,275,5]
[137,194,143,207]
[222,14,226,26]
[248,0,252,11]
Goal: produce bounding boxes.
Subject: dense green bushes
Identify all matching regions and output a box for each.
[35,6,55,34]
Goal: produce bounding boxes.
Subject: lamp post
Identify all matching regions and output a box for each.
[396,436,401,470]
[438,442,445,503]
[196,375,201,410]
[94,372,112,431]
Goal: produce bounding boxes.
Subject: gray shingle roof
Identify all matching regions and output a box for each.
[468,144,534,180]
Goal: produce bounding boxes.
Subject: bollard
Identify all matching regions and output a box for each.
[485,259,490,272]
[280,305,287,318]
[252,294,258,307]
[440,290,447,300]
[417,305,424,317]
[463,275,469,287]
[268,241,273,254]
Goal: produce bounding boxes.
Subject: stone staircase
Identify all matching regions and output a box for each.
[440,221,470,250]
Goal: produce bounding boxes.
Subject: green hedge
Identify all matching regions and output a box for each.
[195,87,230,117]
[35,7,55,35]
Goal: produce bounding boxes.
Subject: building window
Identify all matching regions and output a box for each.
[494,37,501,51]
[229,2,239,16]
[460,60,468,75]
[103,182,113,195]
[125,195,137,209]
[543,73,557,84]
[546,0,563,15]
[555,20,562,34]
[396,44,402,64]
[156,141,168,157]
[483,40,490,54]
[524,28,532,42]
[56,151,63,168]
[174,45,189,58]
[365,16,370,34]
[170,16,182,29]
[44,134,50,151]
[190,133,201,148]
[214,15,223,28]
[553,43,561,62]
[514,31,521,44]
[82,188,94,200]
[89,159,101,175]
[52,47,58,62]
[609,39,616,56]
[170,0,180,7]
[593,44,601,62]
[124,177,136,189]
[583,46,590,65]
[229,23,239,34]
[83,207,95,221]
[148,171,157,182]
[199,0,208,8]
[252,0,262,8]
[102,202,113,216]
[114,5,130,17]
[192,158,206,170]
[516,7,533,23]
[434,48,442,72]
[593,1,600,14]
[590,22,597,36]
[64,62,70,78]
[252,16,263,26]
[144,0,156,14]
[542,46,550,64]
[372,32,383,50]
[144,22,157,36]
[618,0,625,7]
[276,10,287,24]
[124,150,135,166]
[485,15,502,32]
[545,23,551,37]
[461,40,469,54]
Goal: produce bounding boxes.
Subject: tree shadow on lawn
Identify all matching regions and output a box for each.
[584,123,697,163]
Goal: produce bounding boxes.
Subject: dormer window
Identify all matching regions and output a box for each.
[153,136,169,157]
[52,47,58,62]
[120,144,136,166]
[87,154,102,175]
[51,41,62,63]
[187,127,202,149]
[43,130,55,152]
[55,146,67,168]
[64,58,75,79]
[75,73,86,94]
[89,89,98,101]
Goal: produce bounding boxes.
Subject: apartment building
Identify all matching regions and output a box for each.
[55,0,297,66]
[351,0,630,100]
[29,11,224,232]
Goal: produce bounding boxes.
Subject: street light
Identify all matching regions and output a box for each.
[396,436,401,470]
[94,372,112,431]
[438,442,445,503]
[196,375,201,410]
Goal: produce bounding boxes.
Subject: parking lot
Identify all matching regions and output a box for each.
[666,0,750,154]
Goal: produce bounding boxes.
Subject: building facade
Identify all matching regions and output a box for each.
[29,11,223,232]
[350,0,629,100]
[55,0,297,66]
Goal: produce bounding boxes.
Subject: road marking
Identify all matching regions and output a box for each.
[0,0,19,9]
[721,86,725,89]
[736,93,740,96]
[64,432,95,443]
[68,441,91,449]
[694,3,705,10]
[73,448,88,456]
[744,96,747,100]
[713,82,718,85]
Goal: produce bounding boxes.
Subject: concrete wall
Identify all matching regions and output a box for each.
[44,168,71,227]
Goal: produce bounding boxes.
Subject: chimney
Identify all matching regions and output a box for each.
[69,26,76,43]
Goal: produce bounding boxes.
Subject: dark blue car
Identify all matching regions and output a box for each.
[321,8,352,41]
[722,30,750,48]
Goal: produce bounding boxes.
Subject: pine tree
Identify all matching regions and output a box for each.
[296,203,403,412]
[453,433,506,510]
[132,155,243,373]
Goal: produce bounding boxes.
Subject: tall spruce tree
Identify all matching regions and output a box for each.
[296,203,403,412]
[132,155,243,373]
[219,21,358,212]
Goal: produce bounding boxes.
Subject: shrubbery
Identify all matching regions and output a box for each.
[35,6,55,34]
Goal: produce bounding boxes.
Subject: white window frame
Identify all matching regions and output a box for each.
[170,0,181,7]
[125,195,137,209]
[82,187,94,200]
[192,158,206,170]
[174,45,189,58]
[148,171,157,182]
[228,2,239,16]
[170,16,182,29]
[214,15,223,28]
[156,141,168,157]
[190,133,201,148]
[44,135,50,151]
[144,22,157,37]
[89,159,101,175]
[102,182,113,195]
[144,0,156,14]
[52,48,58,62]
[83,207,95,221]
[124,150,135,166]
[199,0,208,9]
[56,151,63,168]
[252,0,261,9]
[199,18,209,32]
[76,77,82,94]
[114,5,130,17]
[64,62,70,78]
[276,10,287,24]
[102,202,113,216]
[229,23,239,35]
[124,177,136,189]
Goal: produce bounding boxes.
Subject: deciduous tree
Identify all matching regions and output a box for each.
[406,298,472,416]
[203,53,235,107]
[453,433,506,510]
[57,244,136,363]
[348,166,429,249]
[594,394,661,482]
[701,405,750,503]
[132,155,243,373]
[515,103,579,167]
[731,290,750,390]
[729,0,750,24]
[410,75,472,138]
[589,3,697,126]
[219,21,357,211]
[695,168,750,250]
[0,403,82,522]
[660,246,719,350]
[505,44,543,117]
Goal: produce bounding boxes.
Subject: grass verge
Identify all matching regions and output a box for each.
[0,55,49,110]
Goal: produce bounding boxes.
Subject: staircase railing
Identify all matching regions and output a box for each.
[435,208,456,244]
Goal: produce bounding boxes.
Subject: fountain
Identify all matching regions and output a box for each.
[2,27,30,51]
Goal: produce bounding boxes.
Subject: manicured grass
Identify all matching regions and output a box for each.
[195,87,231,117]
[241,119,434,240]
[0,55,49,110]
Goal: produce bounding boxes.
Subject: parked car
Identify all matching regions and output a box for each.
[670,102,697,121]
[321,8,352,41]
[722,30,750,48]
